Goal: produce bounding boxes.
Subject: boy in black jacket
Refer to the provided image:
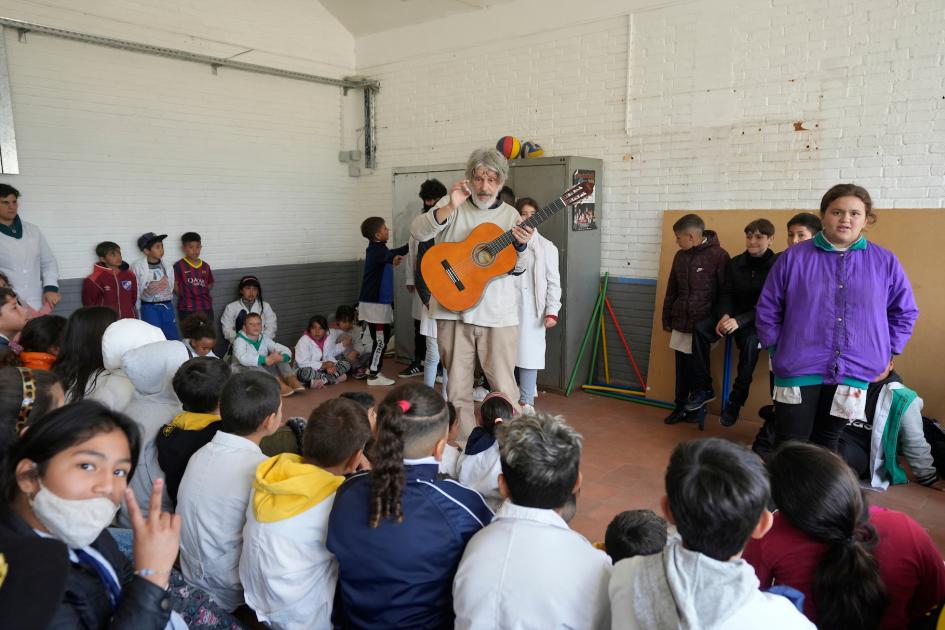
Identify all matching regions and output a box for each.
[156,357,231,506]
[357,217,408,387]
[687,219,777,426]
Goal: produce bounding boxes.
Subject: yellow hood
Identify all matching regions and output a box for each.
[162,412,220,437]
[252,453,344,522]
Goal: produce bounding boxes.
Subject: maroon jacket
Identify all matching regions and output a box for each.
[82,263,138,319]
[662,230,730,333]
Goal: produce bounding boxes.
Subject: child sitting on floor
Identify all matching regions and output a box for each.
[327,383,492,628]
[155,357,231,507]
[446,392,515,510]
[603,509,668,564]
[295,314,351,389]
[232,312,303,396]
[609,437,814,630]
[17,314,66,370]
[179,312,218,358]
[241,397,372,629]
[177,371,285,612]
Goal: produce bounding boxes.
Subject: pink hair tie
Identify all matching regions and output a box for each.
[397,400,411,413]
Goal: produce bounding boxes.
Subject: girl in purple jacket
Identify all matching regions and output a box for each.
[755,184,918,452]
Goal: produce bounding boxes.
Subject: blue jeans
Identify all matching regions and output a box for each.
[518,368,538,405]
[140,301,179,340]
[424,336,448,399]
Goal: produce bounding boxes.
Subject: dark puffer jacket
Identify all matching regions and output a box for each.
[662,230,730,333]
[714,248,778,326]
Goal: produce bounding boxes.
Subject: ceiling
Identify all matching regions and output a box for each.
[319,0,520,36]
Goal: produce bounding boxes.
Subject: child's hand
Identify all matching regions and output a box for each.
[325,362,336,374]
[265,351,283,366]
[126,479,180,590]
[715,315,738,336]
[339,333,352,346]
[543,316,557,329]
[392,255,404,267]
[346,350,359,363]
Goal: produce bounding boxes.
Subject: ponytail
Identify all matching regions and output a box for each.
[769,443,888,629]
[368,383,448,528]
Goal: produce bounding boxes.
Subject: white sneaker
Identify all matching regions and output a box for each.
[367,374,395,387]
[520,403,536,416]
[472,386,489,402]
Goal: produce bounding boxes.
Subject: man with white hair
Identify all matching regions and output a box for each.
[411,148,533,439]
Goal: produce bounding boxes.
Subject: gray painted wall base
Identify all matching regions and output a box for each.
[54,260,363,353]
[588,281,655,391]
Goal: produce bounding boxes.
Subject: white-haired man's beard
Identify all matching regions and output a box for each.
[471,191,497,210]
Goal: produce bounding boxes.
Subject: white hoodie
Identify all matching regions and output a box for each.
[118,340,189,525]
[87,319,166,412]
[610,537,815,630]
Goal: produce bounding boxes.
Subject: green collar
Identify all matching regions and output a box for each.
[813,231,867,252]
[237,331,262,349]
[0,215,23,239]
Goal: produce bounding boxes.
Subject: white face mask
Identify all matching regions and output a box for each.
[29,480,119,549]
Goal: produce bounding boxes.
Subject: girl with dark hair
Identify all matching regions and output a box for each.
[326,382,493,629]
[756,184,919,451]
[295,314,350,389]
[219,275,278,345]
[0,367,64,452]
[179,312,218,358]
[743,442,945,629]
[451,391,515,510]
[18,314,67,370]
[52,306,118,402]
[0,400,181,628]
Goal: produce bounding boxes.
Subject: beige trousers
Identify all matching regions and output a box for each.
[437,320,521,441]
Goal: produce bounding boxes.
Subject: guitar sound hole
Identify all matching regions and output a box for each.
[472,245,495,267]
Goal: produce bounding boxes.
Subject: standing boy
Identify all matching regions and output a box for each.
[661,214,730,425]
[174,232,215,323]
[688,219,777,426]
[82,241,138,319]
[785,212,822,247]
[357,217,408,386]
[133,232,178,340]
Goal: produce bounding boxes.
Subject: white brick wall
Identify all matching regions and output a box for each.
[356,0,945,279]
[0,0,361,279]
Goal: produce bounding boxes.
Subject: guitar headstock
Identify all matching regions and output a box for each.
[561,180,594,206]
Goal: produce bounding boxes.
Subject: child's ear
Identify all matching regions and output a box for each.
[343,449,364,474]
[660,495,676,526]
[498,473,510,499]
[751,508,774,540]
[15,459,40,496]
[432,436,447,462]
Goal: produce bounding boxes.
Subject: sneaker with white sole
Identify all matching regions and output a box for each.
[368,374,395,387]
[519,403,536,416]
[398,364,423,378]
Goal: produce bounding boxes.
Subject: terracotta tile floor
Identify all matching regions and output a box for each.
[283,367,945,554]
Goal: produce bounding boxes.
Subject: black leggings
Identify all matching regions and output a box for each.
[368,323,390,376]
[774,384,848,452]
[838,425,871,478]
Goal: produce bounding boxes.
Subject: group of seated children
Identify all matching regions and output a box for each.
[3,360,943,629]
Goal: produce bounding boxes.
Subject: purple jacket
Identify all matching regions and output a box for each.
[755,234,918,385]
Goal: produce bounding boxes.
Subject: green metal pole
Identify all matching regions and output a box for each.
[585,273,611,384]
[585,389,676,410]
[565,273,609,396]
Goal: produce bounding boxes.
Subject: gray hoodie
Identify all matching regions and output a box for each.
[610,537,814,630]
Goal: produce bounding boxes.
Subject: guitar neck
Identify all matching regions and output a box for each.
[487,197,567,251]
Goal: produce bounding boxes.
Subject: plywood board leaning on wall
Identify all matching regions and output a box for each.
[646,209,945,423]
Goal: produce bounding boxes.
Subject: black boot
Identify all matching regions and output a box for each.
[720,401,741,427]
[664,407,689,425]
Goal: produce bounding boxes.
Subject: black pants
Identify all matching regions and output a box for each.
[368,323,390,376]
[674,350,694,408]
[412,318,426,365]
[838,425,871,479]
[774,384,848,452]
[691,317,761,407]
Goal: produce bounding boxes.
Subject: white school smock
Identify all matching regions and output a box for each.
[178,431,266,612]
[220,299,278,343]
[516,231,562,370]
[0,219,59,310]
[295,333,342,371]
[453,502,612,630]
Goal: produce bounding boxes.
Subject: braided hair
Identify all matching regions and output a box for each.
[369,383,448,528]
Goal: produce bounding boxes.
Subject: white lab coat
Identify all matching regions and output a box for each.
[0,219,59,310]
[178,431,266,612]
[516,232,562,369]
[295,333,342,371]
[453,502,612,630]
[220,299,278,343]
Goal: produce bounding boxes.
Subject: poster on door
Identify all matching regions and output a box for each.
[571,169,597,231]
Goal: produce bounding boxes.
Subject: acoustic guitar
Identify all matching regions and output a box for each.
[421,181,594,312]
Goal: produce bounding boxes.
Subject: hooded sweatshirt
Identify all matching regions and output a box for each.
[240,453,344,630]
[87,319,166,412]
[82,262,138,319]
[118,340,188,525]
[609,537,815,630]
[155,411,222,508]
[662,231,730,333]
